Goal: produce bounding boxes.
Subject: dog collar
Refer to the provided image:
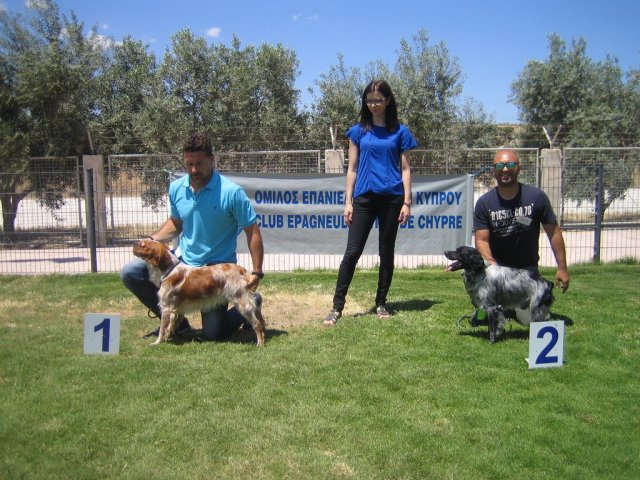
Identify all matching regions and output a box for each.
[160,262,180,281]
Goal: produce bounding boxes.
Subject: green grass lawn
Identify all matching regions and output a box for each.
[0,264,638,479]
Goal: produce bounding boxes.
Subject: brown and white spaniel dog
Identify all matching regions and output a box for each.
[132,239,265,346]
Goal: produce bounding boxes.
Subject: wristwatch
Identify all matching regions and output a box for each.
[251,271,264,279]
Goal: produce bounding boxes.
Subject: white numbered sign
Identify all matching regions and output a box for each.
[84,313,120,355]
[527,320,565,369]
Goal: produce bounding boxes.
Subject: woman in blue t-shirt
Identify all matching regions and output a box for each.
[323,80,417,326]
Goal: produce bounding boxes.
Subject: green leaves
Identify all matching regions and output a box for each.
[511,34,640,212]
[308,29,496,149]
[510,33,640,147]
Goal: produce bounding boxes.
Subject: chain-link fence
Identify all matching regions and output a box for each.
[0,148,638,274]
[561,147,640,265]
[218,150,322,174]
[0,156,82,250]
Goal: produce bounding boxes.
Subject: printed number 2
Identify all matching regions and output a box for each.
[535,326,559,364]
[94,318,111,352]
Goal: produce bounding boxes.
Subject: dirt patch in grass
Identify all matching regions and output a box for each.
[260,291,368,330]
[0,286,368,335]
[174,291,368,331]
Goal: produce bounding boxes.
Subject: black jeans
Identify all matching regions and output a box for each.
[332,192,404,311]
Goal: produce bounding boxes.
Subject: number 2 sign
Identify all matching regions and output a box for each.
[527,320,565,369]
[84,313,120,355]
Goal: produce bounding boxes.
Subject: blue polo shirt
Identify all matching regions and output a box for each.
[346,123,417,197]
[169,171,257,266]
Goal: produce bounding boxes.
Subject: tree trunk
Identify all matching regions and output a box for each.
[0,192,26,234]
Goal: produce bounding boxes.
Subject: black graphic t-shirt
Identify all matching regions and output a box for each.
[473,183,556,268]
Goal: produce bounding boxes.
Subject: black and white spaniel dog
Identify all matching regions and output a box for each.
[444,246,554,343]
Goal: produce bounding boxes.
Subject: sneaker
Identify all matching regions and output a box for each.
[143,316,191,338]
[323,309,341,326]
[469,309,488,327]
[376,305,392,319]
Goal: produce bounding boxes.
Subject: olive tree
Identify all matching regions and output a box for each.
[511,33,640,214]
[0,0,103,233]
[92,36,157,155]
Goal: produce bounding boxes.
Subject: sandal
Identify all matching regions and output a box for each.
[376,305,392,319]
[323,309,341,326]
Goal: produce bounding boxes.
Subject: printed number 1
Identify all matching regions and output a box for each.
[535,326,559,364]
[94,318,111,352]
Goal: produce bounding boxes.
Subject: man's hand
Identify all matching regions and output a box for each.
[247,272,263,291]
[555,269,570,293]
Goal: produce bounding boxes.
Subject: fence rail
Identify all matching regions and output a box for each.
[1,148,638,274]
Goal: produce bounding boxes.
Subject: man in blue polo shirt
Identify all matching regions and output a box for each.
[121,132,264,340]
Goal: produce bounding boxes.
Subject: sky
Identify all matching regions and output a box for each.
[2,0,639,124]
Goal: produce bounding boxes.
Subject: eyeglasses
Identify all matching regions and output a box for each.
[494,161,519,170]
[365,98,386,106]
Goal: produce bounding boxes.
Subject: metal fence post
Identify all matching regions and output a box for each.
[85,168,98,273]
[75,156,84,245]
[593,164,604,263]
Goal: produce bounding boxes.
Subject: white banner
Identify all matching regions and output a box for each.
[225,174,473,255]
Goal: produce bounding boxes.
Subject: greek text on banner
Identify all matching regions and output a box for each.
[226,174,473,255]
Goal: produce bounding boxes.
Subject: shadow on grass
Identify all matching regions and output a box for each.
[457,311,575,342]
[457,326,531,342]
[168,327,288,346]
[353,299,440,317]
[551,312,574,326]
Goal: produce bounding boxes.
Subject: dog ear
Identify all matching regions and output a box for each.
[472,255,486,270]
[146,242,164,268]
[463,248,485,271]
[459,246,476,256]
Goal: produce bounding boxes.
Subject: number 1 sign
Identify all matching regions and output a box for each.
[527,320,565,369]
[84,313,120,355]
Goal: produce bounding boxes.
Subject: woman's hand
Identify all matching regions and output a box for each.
[344,203,354,226]
[398,204,410,225]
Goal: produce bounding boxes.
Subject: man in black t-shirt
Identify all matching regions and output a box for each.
[462,149,570,326]
[473,149,570,289]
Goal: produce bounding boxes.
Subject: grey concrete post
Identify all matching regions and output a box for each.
[540,149,563,222]
[324,149,345,173]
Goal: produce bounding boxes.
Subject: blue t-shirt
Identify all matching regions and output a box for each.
[473,183,557,268]
[169,171,257,266]
[346,123,417,197]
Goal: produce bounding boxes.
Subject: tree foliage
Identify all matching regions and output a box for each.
[308,29,496,150]
[2,1,636,235]
[511,33,640,147]
[393,29,463,148]
[0,0,103,232]
[511,34,640,213]
[92,36,157,154]
[208,36,304,151]
[128,31,305,154]
[308,53,363,148]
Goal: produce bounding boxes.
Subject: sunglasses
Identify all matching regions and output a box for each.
[494,161,519,170]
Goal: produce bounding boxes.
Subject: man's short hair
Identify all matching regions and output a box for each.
[183,133,213,156]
